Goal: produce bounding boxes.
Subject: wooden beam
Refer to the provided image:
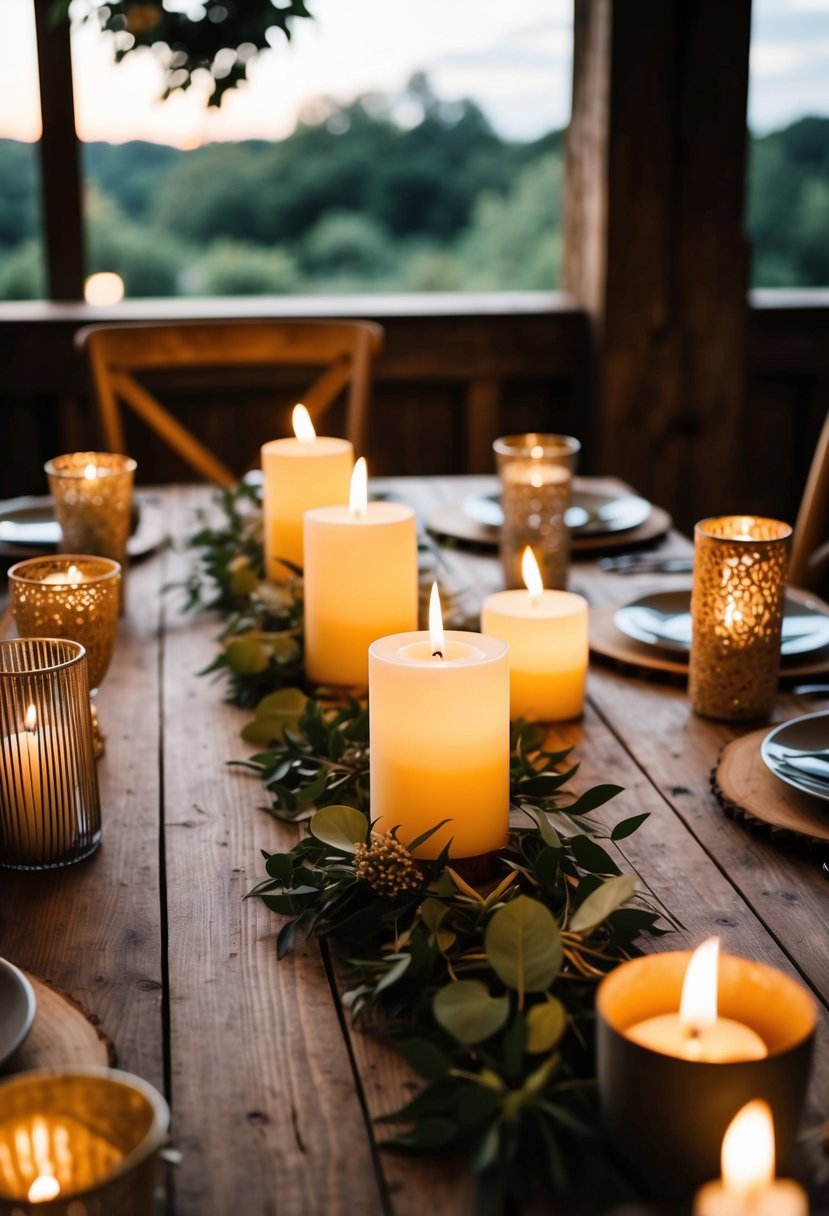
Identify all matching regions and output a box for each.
[33,0,85,300]
[565,0,753,532]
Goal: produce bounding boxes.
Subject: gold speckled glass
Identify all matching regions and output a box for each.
[44,452,136,569]
[689,516,792,721]
[493,434,580,590]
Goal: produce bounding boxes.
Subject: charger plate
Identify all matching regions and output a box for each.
[0,974,112,1075]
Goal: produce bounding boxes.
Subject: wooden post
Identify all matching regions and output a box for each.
[565,0,753,530]
[33,0,85,300]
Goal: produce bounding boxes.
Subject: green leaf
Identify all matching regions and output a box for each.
[433,980,510,1045]
[610,812,650,841]
[570,834,621,876]
[264,853,294,884]
[309,805,368,854]
[526,998,567,1053]
[521,804,562,849]
[569,874,637,934]
[225,635,269,675]
[397,1038,451,1080]
[566,784,624,815]
[374,952,412,994]
[484,896,563,996]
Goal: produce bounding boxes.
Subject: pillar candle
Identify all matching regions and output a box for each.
[481,547,588,721]
[369,585,510,860]
[261,404,353,579]
[694,1100,808,1216]
[304,459,418,686]
[0,706,69,865]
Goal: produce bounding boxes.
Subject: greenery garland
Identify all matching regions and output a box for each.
[183,485,667,1214]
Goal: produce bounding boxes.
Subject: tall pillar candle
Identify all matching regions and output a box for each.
[261,405,353,579]
[304,459,417,686]
[369,585,510,860]
[481,547,588,721]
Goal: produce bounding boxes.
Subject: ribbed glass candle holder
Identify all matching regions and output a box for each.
[45,452,136,569]
[0,639,101,870]
[493,433,580,589]
[689,516,792,721]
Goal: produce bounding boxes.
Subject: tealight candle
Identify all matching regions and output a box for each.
[304,459,418,686]
[44,452,136,571]
[626,938,767,1063]
[261,404,353,579]
[694,1100,808,1216]
[369,585,510,859]
[481,547,588,720]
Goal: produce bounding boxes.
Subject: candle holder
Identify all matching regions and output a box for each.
[596,952,816,1197]
[689,516,792,721]
[0,638,101,871]
[9,557,121,759]
[493,433,580,590]
[0,1067,169,1215]
[44,453,137,576]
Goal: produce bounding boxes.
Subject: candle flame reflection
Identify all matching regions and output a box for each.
[679,937,719,1042]
[349,458,368,520]
[24,704,37,732]
[522,547,543,604]
[292,404,316,444]
[429,582,445,659]
[721,1100,775,1194]
[28,1174,60,1203]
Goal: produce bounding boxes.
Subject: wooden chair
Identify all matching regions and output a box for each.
[74,319,384,485]
[789,409,829,591]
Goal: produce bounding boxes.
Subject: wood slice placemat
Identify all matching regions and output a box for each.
[589,605,829,682]
[426,502,673,555]
[1,976,113,1075]
[714,727,829,845]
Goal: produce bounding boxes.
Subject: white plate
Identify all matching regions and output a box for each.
[0,958,36,1065]
[0,496,165,561]
[761,711,829,802]
[461,489,652,538]
[614,589,829,659]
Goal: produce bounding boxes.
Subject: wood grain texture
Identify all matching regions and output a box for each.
[715,730,829,845]
[2,976,113,1074]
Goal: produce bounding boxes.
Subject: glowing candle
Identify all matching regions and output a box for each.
[369,584,510,859]
[1,705,47,864]
[626,939,768,1062]
[261,403,353,579]
[41,564,88,587]
[303,459,418,687]
[481,546,589,721]
[694,1101,808,1215]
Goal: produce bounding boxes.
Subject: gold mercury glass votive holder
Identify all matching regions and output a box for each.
[493,433,580,590]
[44,453,136,588]
[0,638,101,871]
[0,1068,169,1215]
[8,557,121,760]
[689,515,792,721]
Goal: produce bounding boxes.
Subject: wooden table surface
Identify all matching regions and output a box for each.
[2,475,829,1215]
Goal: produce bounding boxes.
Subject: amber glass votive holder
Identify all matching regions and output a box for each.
[0,1068,169,1215]
[0,638,100,871]
[689,515,792,721]
[596,951,816,1197]
[45,452,136,572]
[493,433,580,590]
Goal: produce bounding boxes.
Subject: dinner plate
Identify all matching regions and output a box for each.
[0,958,36,1066]
[461,489,652,538]
[761,711,829,802]
[614,589,829,659]
[0,495,166,561]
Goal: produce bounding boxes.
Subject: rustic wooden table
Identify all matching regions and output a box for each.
[2,476,828,1215]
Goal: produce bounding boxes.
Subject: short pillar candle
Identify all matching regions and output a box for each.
[304,459,418,686]
[481,547,588,721]
[369,586,510,860]
[261,404,353,578]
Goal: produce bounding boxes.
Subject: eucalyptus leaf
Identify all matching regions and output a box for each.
[433,980,510,1045]
[526,998,567,1053]
[569,874,637,934]
[225,635,269,675]
[566,783,625,816]
[309,805,369,853]
[610,812,651,841]
[570,834,622,876]
[484,896,563,996]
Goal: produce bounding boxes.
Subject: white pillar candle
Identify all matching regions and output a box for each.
[304,459,418,687]
[481,547,588,721]
[0,706,70,865]
[369,585,510,859]
[261,404,353,579]
[694,1100,808,1216]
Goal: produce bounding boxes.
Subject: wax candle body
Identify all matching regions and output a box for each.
[693,1179,807,1216]
[369,631,510,859]
[481,589,588,721]
[304,502,418,686]
[625,1013,767,1062]
[0,725,72,864]
[261,436,353,577]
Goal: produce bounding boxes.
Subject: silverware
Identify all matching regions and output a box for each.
[597,555,694,574]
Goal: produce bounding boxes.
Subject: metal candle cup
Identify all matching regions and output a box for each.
[44,453,137,570]
[0,1068,169,1215]
[689,516,792,721]
[596,952,816,1197]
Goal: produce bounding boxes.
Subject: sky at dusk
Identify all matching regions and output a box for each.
[0,0,827,148]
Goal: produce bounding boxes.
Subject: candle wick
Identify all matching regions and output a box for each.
[432,649,444,660]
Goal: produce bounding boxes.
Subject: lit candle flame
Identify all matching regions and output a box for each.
[521,547,544,605]
[429,582,445,659]
[292,403,316,444]
[724,601,743,630]
[84,464,98,481]
[349,458,368,520]
[24,704,37,733]
[530,445,544,459]
[28,1174,60,1203]
[721,1100,775,1194]
[679,937,719,1048]
[67,564,82,585]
